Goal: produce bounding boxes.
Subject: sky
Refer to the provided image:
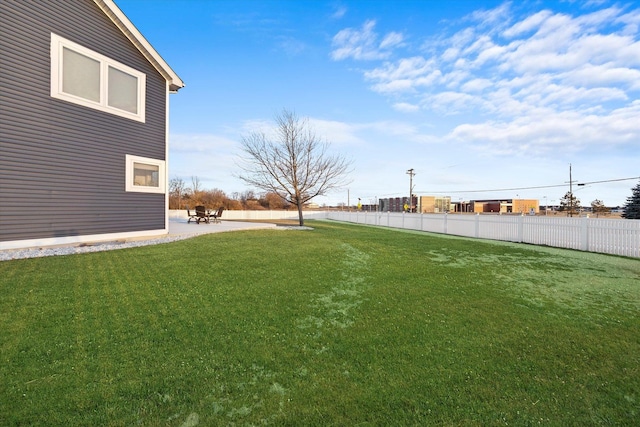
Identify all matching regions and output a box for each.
[115,0,640,207]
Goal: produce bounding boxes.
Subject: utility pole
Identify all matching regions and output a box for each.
[569,164,574,217]
[562,164,577,217]
[406,168,415,212]
[565,163,582,217]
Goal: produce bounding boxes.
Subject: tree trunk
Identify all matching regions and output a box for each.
[297,201,304,226]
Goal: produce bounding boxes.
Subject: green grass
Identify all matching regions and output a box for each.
[1,221,639,426]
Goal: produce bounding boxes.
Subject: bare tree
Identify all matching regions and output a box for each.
[169,177,186,209]
[237,110,352,225]
[191,176,202,194]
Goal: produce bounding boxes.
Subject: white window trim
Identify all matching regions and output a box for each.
[125,154,165,193]
[51,33,146,122]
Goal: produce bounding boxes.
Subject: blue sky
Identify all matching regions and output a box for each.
[116,0,640,207]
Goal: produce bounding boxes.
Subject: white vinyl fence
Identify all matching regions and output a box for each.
[328,211,640,258]
[169,209,640,258]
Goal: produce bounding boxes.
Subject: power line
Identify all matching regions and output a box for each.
[577,176,640,186]
[354,176,640,202]
[418,183,569,194]
[416,176,640,195]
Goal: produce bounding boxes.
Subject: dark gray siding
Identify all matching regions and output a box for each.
[0,0,169,243]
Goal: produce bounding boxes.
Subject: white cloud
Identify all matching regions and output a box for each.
[331,20,405,61]
[364,56,441,93]
[441,47,460,62]
[428,91,490,115]
[347,1,640,159]
[503,10,553,37]
[307,118,365,145]
[447,102,640,156]
[471,42,506,67]
[240,119,274,134]
[393,102,420,113]
[331,5,347,20]
[461,78,492,92]
[617,9,640,35]
[379,31,404,49]
[467,2,512,31]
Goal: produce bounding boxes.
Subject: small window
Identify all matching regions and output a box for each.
[133,162,159,187]
[126,155,165,193]
[51,33,146,122]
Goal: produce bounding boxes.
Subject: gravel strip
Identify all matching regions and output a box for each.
[0,225,313,261]
[0,235,193,262]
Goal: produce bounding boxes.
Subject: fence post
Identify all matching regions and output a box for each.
[518,213,524,243]
[443,212,448,234]
[581,215,589,251]
[475,213,480,238]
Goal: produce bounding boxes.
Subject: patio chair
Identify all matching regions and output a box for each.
[210,207,225,223]
[187,207,199,223]
[194,205,210,224]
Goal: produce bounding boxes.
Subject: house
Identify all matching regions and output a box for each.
[0,0,184,250]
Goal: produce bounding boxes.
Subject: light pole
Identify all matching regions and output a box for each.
[406,168,415,212]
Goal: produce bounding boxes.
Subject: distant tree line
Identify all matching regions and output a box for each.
[170,177,640,218]
[557,179,640,219]
[169,176,292,211]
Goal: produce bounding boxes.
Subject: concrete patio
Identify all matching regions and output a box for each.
[168,218,277,237]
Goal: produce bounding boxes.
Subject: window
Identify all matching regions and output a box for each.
[51,33,146,122]
[126,155,165,193]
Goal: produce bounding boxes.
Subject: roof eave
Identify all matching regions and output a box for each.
[94,0,185,91]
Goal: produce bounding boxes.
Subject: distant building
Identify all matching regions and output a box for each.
[378,196,451,213]
[378,197,540,215]
[417,196,452,213]
[379,196,416,212]
[466,199,539,214]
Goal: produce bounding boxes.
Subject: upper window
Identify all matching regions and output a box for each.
[51,33,146,122]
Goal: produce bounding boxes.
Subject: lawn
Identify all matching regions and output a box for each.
[1,221,639,426]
